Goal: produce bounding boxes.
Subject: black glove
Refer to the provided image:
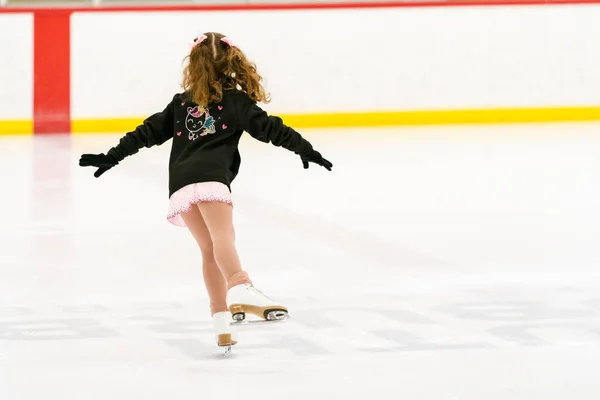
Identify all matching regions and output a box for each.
[301,150,333,171]
[79,152,119,178]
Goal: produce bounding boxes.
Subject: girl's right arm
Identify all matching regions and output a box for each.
[107,96,176,162]
[79,95,177,177]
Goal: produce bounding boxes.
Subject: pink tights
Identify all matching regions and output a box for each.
[180,202,252,316]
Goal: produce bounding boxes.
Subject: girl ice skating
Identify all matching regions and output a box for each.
[79,32,333,353]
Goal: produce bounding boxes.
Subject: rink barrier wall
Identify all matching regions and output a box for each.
[71,107,600,134]
[2,1,600,135]
[0,12,33,133]
[34,10,71,134]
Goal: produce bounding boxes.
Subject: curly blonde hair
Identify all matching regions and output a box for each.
[182,32,270,107]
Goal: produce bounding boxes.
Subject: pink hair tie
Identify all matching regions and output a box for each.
[220,36,235,48]
[191,34,208,49]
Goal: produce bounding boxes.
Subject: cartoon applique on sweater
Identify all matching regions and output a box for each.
[186,106,216,140]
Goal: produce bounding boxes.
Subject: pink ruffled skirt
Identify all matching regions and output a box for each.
[167,182,233,227]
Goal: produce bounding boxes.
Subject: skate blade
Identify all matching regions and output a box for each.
[230,304,288,320]
[230,314,290,326]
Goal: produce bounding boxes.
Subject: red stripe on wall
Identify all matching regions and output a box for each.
[33,11,71,134]
[2,0,600,13]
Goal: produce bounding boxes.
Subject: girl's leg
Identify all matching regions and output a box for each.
[180,206,229,316]
[196,202,251,288]
[198,201,287,322]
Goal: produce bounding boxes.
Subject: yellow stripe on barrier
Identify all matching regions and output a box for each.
[72,118,145,133]
[280,107,600,128]
[0,120,33,135]
[71,107,600,133]
[5,107,600,135]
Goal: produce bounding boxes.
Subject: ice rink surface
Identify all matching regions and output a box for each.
[1,123,600,399]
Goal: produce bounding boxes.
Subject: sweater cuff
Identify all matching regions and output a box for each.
[107,147,126,163]
[296,140,314,157]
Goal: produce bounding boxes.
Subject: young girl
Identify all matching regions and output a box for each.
[79,32,332,351]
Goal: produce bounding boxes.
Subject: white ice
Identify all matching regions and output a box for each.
[1,123,600,399]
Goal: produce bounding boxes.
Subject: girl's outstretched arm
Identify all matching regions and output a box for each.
[236,94,332,171]
[79,95,176,178]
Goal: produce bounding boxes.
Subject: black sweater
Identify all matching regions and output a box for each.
[107,90,314,197]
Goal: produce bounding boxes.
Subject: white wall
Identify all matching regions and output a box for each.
[1,5,600,123]
[0,13,33,120]
[70,5,600,119]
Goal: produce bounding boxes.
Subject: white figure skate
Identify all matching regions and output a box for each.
[213,311,237,355]
[227,283,290,326]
